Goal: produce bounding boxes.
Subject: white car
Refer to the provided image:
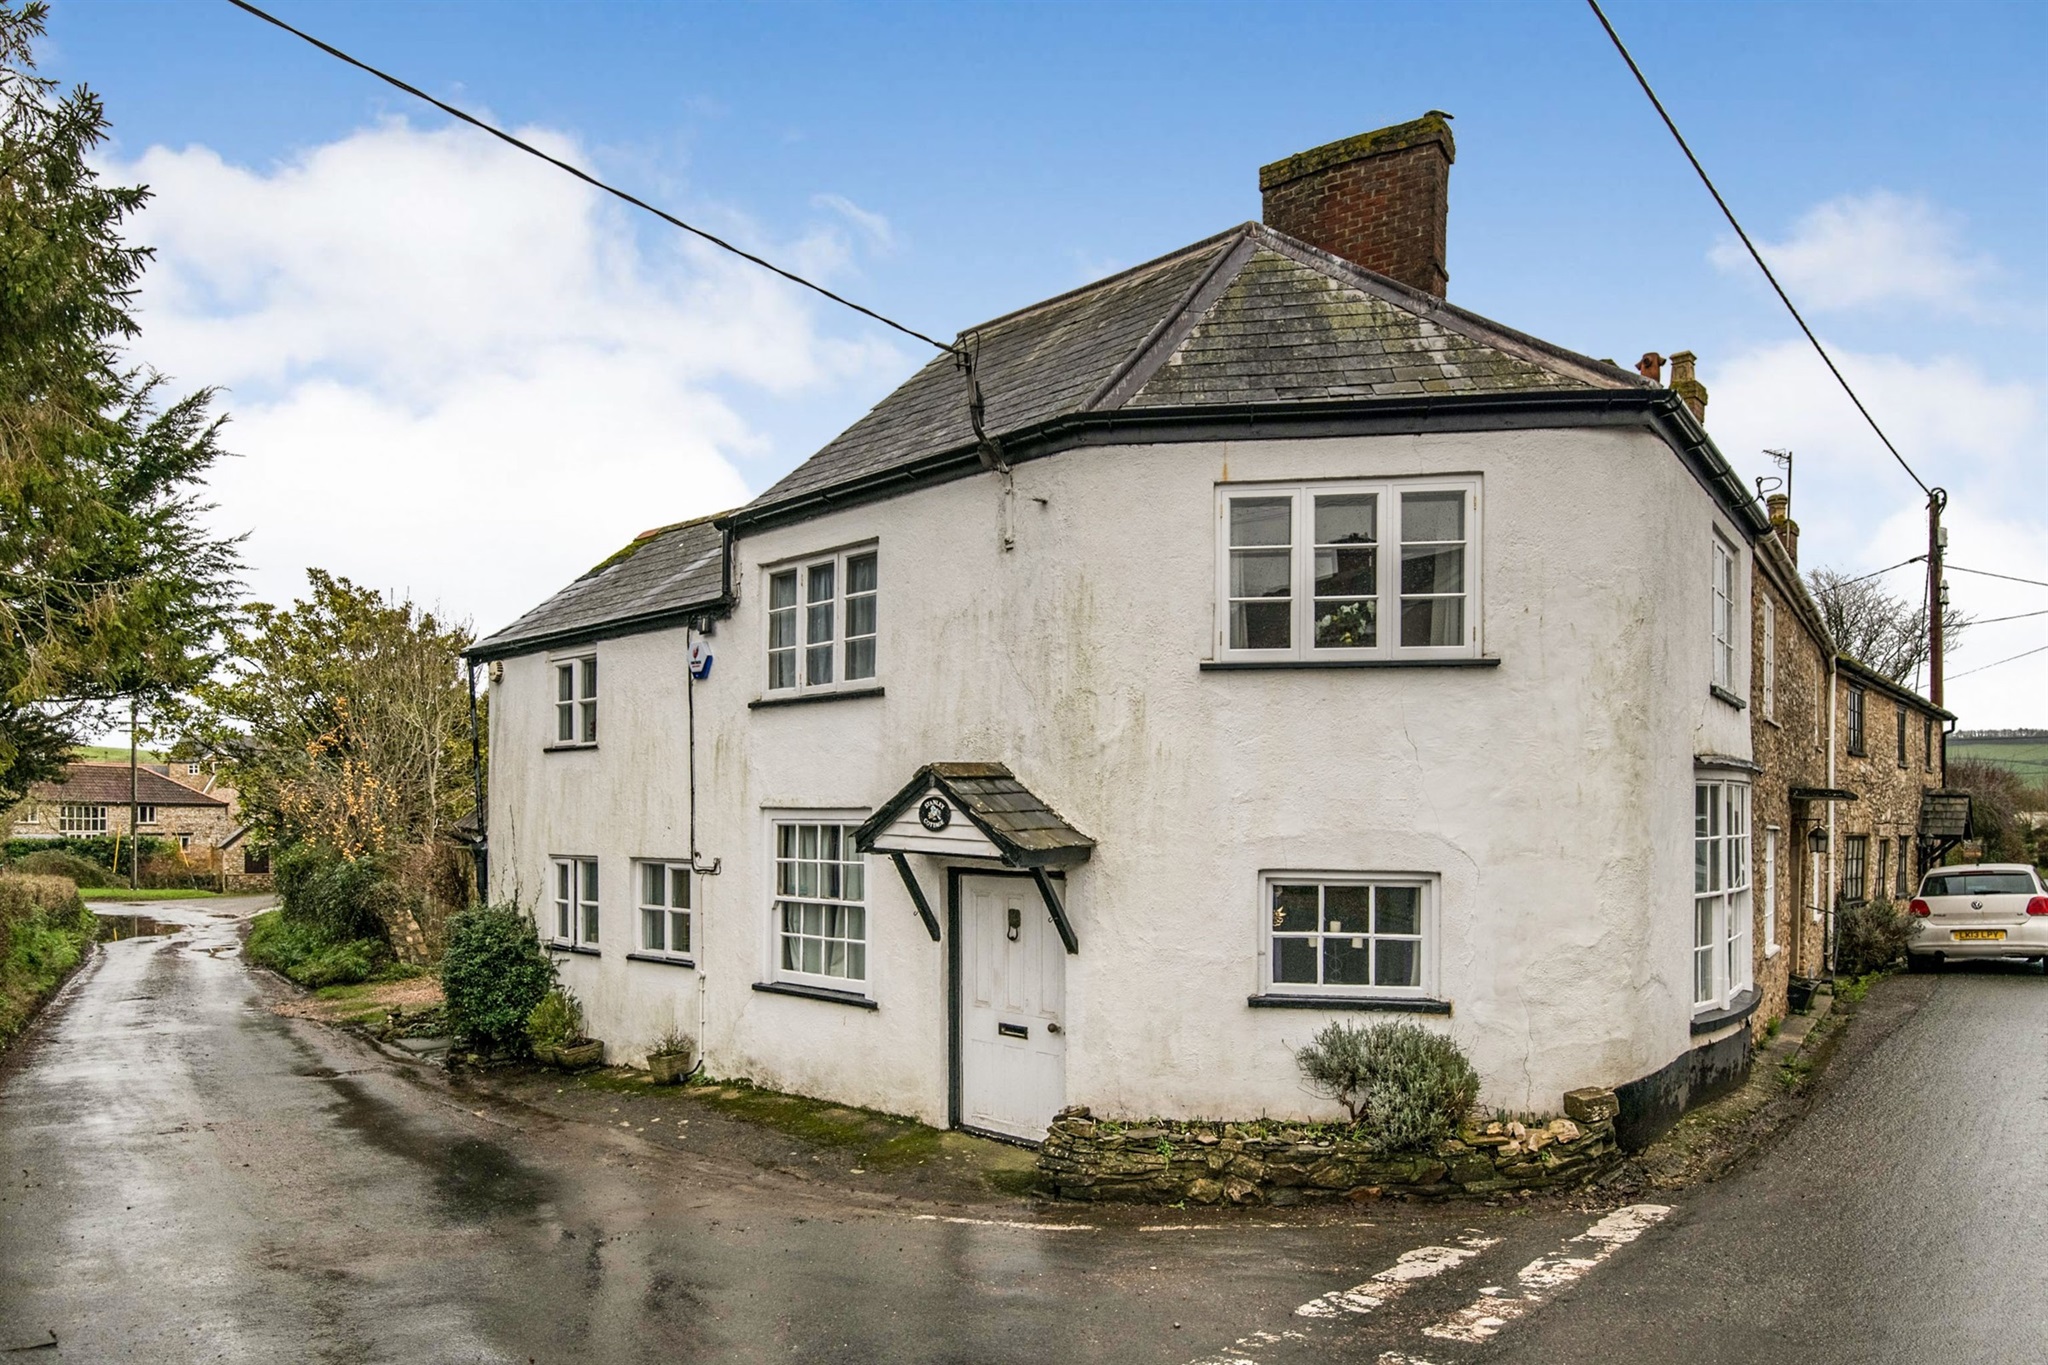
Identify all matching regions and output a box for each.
[1907,863,2048,971]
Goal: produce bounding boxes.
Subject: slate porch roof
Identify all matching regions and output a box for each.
[855,762,1096,869]
[745,222,1648,512]
[28,763,229,808]
[470,514,728,661]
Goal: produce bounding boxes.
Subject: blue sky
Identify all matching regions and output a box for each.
[42,0,2048,722]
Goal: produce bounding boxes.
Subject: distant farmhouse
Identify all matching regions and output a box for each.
[9,761,234,855]
[470,113,1962,1152]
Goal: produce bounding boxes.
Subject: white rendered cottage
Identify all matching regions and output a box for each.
[471,116,1766,1148]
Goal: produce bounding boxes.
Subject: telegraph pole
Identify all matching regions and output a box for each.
[129,697,141,890]
[1927,488,1948,710]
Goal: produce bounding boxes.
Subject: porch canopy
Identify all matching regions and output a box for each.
[854,762,1094,953]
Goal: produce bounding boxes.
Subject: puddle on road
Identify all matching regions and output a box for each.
[96,914,183,941]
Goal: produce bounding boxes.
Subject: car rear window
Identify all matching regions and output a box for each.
[1920,872,2039,897]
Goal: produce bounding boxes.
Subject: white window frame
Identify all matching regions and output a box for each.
[1693,779,1752,1011]
[549,856,600,948]
[1259,871,1438,1001]
[1761,596,1777,721]
[634,860,694,963]
[1214,478,1481,663]
[60,804,108,835]
[1710,536,1736,690]
[1763,826,1779,957]
[552,655,598,747]
[136,804,158,827]
[764,545,879,696]
[766,812,871,994]
[17,804,37,824]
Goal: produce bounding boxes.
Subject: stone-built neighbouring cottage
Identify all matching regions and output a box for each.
[471,113,1921,1153]
[8,762,234,856]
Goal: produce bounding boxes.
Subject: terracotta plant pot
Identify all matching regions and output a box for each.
[648,1050,694,1085]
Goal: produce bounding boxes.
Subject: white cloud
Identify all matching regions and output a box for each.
[1710,191,1994,314]
[1709,339,2047,726]
[108,116,904,635]
[812,192,895,252]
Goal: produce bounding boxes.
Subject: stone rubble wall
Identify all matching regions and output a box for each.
[1038,1087,1623,1204]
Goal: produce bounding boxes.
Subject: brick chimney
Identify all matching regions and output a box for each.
[1767,492,1799,565]
[1669,350,1709,424]
[1260,112,1455,296]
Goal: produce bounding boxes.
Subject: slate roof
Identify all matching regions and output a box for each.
[748,223,1644,511]
[30,764,228,808]
[470,514,727,660]
[855,762,1096,868]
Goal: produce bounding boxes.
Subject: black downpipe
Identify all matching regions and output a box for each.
[466,661,488,900]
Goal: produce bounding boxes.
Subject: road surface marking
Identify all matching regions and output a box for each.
[909,1214,1096,1232]
[1421,1204,1672,1343]
[1294,1234,1501,1318]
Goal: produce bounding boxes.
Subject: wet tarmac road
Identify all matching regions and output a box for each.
[1473,960,2048,1364]
[0,898,1623,1364]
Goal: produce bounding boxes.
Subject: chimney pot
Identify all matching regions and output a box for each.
[1259,113,1455,296]
[1668,349,1709,424]
[1636,352,1665,383]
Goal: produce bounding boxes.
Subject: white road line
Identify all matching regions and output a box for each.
[1293,1234,1501,1319]
[1421,1204,1672,1344]
[908,1214,1096,1232]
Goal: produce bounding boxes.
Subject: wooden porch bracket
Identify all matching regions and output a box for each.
[1029,866,1079,955]
[888,852,943,942]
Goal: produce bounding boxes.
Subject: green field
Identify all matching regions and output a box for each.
[69,745,169,764]
[1948,736,2048,787]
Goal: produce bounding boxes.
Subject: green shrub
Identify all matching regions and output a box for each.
[10,849,115,888]
[1836,896,1916,977]
[244,909,386,988]
[1295,1020,1481,1154]
[2,874,96,1050]
[274,843,401,945]
[526,988,582,1050]
[5,835,169,871]
[441,904,554,1053]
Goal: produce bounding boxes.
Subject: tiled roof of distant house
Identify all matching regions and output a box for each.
[30,764,229,807]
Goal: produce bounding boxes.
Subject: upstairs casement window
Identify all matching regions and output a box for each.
[1761,597,1777,721]
[1846,686,1867,757]
[1896,707,1909,767]
[554,656,598,747]
[1216,479,1480,662]
[1693,779,1752,1011]
[1923,718,1935,772]
[60,804,107,835]
[136,804,158,826]
[766,548,878,694]
[1710,537,1736,691]
[551,856,600,948]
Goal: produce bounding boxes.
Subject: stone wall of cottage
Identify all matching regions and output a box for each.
[1833,665,1945,905]
[1750,534,1831,1034]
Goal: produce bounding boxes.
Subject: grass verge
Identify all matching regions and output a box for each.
[80,887,223,902]
[1,875,97,1054]
[245,908,404,988]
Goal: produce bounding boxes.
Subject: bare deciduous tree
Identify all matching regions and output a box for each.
[1807,567,1970,684]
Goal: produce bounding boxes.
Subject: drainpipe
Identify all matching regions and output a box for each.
[466,661,488,901]
[1825,656,1839,974]
[685,622,720,1072]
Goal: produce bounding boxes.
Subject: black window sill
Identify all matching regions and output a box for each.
[1690,985,1760,1036]
[1709,684,1748,710]
[1247,994,1452,1015]
[546,942,601,957]
[543,743,599,753]
[749,685,885,710]
[752,980,878,1010]
[626,952,696,969]
[1200,658,1500,672]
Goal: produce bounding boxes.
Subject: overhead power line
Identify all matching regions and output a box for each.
[1840,555,1926,586]
[1585,1,1930,497]
[222,0,959,359]
[1973,608,2048,626]
[1947,643,2048,681]
[1946,564,2048,590]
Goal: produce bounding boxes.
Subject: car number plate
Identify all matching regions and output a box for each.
[1952,929,2006,941]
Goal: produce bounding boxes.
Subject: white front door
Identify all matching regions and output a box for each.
[959,873,1066,1142]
